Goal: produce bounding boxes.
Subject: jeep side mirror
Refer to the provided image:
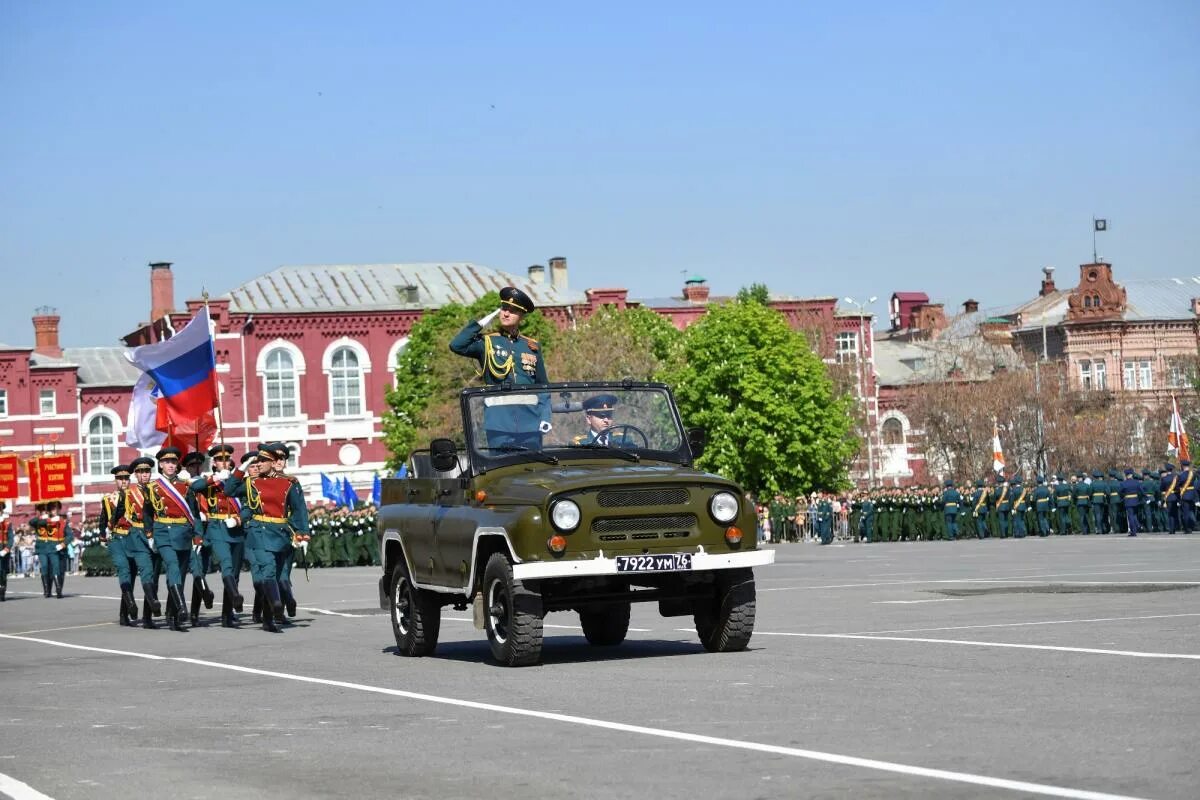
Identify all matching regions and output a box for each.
[686,427,707,459]
[430,438,459,473]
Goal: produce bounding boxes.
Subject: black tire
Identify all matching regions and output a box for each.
[390,561,441,657]
[580,602,631,646]
[483,552,543,666]
[694,568,756,652]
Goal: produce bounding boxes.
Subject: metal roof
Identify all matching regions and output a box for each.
[223,262,585,314]
[1009,276,1200,330]
[28,352,76,369]
[63,347,142,387]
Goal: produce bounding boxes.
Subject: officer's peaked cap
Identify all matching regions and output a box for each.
[111,465,131,478]
[583,394,619,413]
[499,286,535,314]
[130,456,155,471]
[208,443,236,458]
[155,447,181,462]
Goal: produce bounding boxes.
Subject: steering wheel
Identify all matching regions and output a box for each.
[606,424,649,448]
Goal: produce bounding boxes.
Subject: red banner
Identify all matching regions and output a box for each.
[0,453,19,499]
[33,454,74,501]
[26,456,42,503]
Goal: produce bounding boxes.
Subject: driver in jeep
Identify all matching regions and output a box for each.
[572,393,634,447]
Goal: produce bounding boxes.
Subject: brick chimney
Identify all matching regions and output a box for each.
[527,264,546,285]
[150,261,175,322]
[683,276,710,303]
[32,306,62,358]
[962,299,979,313]
[1040,266,1057,296]
[548,257,568,292]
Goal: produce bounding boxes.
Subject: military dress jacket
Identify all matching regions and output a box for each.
[224,471,309,553]
[450,320,550,433]
[191,475,245,543]
[142,479,203,550]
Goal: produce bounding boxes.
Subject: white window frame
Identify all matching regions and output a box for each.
[1138,359,1153,391]
[1167,358,1190,389]
[257,340,306,420]
[85,412,119,477]
[0,388,7,416]
[1079,360,1092,390]
[386,336,409,387]
[39,389,56,415]
[321,337,371,418]
[1094,360,1107,390]
[834,331,858,364]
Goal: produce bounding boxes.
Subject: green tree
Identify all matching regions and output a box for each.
[381,292,556,467]
[668,299,858,496]
[547,305,683,382]
[736,282,770,305]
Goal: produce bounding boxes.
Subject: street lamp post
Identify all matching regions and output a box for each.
[844,296,877,486]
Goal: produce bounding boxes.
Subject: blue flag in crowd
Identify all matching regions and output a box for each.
[372,473,382,506]
[342,477,360,508]
[321,473,342,506]
[395,464,408,479]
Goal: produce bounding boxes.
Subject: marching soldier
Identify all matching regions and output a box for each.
[1073,473,1093,534]
[0,501,11,601]
[1180,459,1196,533]
[144,447,202,631]
[269,443,305,622]
[941,480,961,541]
[449,286,552,448]
[182,450,215,625]
[225,443,309,632]
[1088,471,1107,534]
[1121,469,1143,536]
[1010,476,1029,538]
[1033,475,1052,537]
[1162,463,1180,534]
[1140,469,1158,532]
[35,500,72,598]
[124,457,164,626]
[969,480,989,539]
[859,492,875,543]
[192,444,246,627]
[993,476,1012,538]
[1053,474,1073,535]
[99,465,139,625]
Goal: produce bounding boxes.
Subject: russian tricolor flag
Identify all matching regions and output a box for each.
[125,307,219,423]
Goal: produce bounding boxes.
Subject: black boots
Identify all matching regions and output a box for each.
[42,574,52,598]
[119,583,138,626]
[142,597,157,629]
[167,584,188,631]
[280,579,297,618]
[262,581,282,632]
[220,589,236,628]
[189,581,202,626]
[142,582,162,616]
[251,582,263,623]
[198,576,214,609]
[222,574,244,613]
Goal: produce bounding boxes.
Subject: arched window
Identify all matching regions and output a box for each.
[87,415,117,476]
[1083,296,1092,308]
[881,418,904,446]
[329,346,364,416]
[264,348,298,418]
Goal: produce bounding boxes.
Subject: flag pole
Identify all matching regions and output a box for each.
[202,289,228,450]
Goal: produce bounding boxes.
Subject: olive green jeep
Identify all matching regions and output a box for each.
[377,381,774,666]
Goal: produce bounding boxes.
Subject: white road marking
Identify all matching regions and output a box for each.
[0,770,56,800]
[761,567,1200,592]
[849,612,1200,636]
[439,616,652,632]
[300,607,374,618]
[0,633,1152,800]
[750,632,1200,660]
[873,599,958,604]
[10,623,116,635]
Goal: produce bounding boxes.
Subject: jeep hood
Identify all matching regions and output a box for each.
[475,462,737,506]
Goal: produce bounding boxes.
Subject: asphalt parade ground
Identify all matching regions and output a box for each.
[2,535,1198,800]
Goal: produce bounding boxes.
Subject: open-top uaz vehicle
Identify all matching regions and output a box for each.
[377,381,775,666]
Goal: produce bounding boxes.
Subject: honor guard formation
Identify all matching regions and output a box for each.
[3,442,311,632]
[762,462,1197,544]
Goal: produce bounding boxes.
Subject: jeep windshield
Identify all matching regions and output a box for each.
[463,382,690,471]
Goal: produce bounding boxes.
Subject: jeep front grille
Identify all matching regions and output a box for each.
[596,488,690,508]
[592,514,697,533]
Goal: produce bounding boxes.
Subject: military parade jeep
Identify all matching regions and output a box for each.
[376,381,774,666]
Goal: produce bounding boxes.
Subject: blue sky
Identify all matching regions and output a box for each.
[2,1,1197,347]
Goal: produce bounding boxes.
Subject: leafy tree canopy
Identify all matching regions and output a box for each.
[736,282,771,305]
[668,298,858,496]
[547,305,683,382]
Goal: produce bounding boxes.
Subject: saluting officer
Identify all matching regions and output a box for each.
[225,443,309,632]
[36,500,72,598]
[99,465,140,625]
[144,447,202,631]
[182,450,215,625]
[125,457,163,626]
[449,286,551,449]
[193,444,246,627]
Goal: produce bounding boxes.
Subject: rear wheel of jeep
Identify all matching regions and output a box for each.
[391,561,441,656]
[580,601,631,646]
[694,568,756,652]
[483,553,543,666]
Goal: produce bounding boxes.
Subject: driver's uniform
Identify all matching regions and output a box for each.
[450,320,550,449]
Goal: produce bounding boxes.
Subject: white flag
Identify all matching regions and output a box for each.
[992,421,1006,473]
[126,372,166,450]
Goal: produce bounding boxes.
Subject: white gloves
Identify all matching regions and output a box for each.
[299,540,309,554]
[55,543,65,551]
[147,537,156,551]
[213,469,230,482]
[179,469,191,481]
[50,514,60,522]
[0,548,9,557]
[538,420,553,434]
[224,516,239,529]
[477,308,500,328]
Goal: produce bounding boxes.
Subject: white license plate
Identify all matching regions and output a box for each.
[614,553,693,572]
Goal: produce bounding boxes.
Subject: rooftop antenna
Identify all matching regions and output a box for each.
[1092,217,1108,263]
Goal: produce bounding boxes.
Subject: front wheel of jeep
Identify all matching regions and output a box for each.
[483,552,543,666]
[391,561,441,656]
[694,568,756,652]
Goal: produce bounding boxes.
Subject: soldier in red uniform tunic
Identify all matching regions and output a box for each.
[99,465,140,625]
[192,444,247,627]
[36,500,73,598]
[143,448,202,631]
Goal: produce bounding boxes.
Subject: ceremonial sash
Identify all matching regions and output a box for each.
[1014,488,1028,510]
[1181,471,1195,496]
[1166,476,1179,499]
[154,478,195,525]
[973,491,988,514]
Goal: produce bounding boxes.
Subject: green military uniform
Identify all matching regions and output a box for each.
[1053,476,1073,534]
[35,501,73,598]
[1033,476,1052,537]
[940,481,961,541]
[1074,475,1093,534]
[192,444,246,627]
[1010,477,1029,538]
[144,447,202,631]
[994,480,1012,538]
[98,465,139,625]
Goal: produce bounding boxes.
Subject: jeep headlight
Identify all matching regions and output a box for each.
[709,491,739,523]
[550,499,581,532]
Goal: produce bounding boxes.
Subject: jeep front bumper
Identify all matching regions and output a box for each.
[512,545,775,581]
